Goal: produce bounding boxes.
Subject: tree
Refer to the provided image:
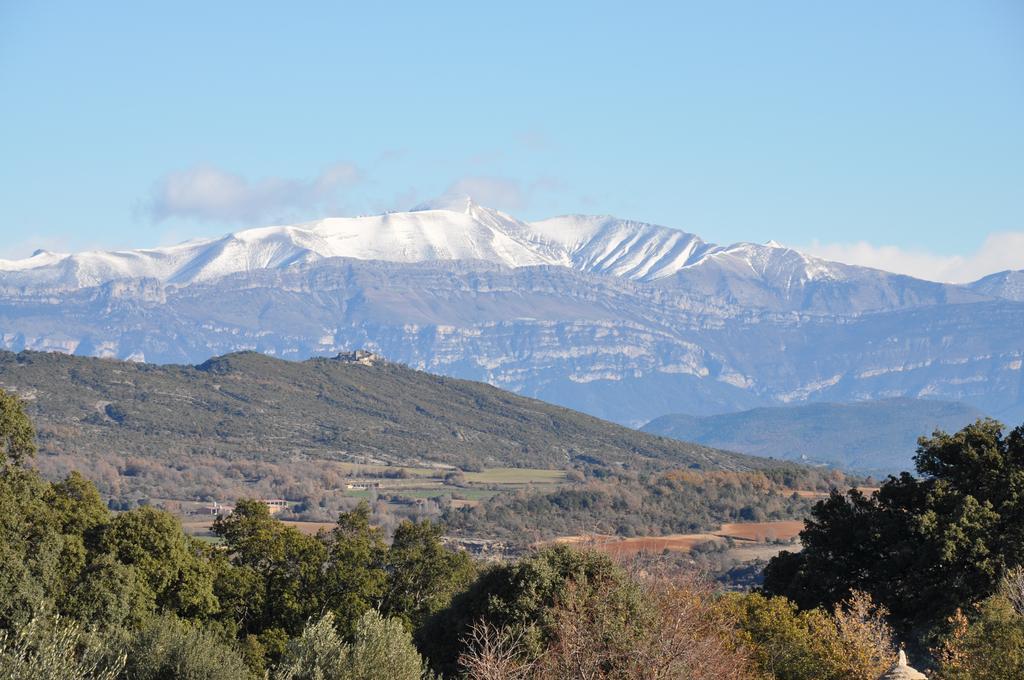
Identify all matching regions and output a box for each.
[382,519,476,631]
[535,573,755,680]
[721,591,894,680]
[213,499,329,636]
[63,553,154,630]
[0,389,36,468]
[274,612,349,680]
[343,610,428,680]
[319,502,388,637]
[419,545,628,675]
[457,621,536,680]
[99,506,218,619]
[275,611,427,680]
[0,446,110,628]
[932,596,1024,679]
[0,614,124,680]
[764,419,1024,632]
[120,613,254,680]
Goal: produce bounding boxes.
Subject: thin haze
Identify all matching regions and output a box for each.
[0,1,1022,282]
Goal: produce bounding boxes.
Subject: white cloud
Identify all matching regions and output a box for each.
[147,163,362,224]
[801,232,1024,283]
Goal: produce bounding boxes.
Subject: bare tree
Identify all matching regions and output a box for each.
[999,565,1024,616]
[458,621,536,680]
[828,590,896,679]
[536,572,755,679]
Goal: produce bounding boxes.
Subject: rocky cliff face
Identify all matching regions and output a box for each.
[1,253,1021,426]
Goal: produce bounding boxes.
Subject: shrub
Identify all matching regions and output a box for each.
[275,610,427,680]
[0,614,125,680]
[121,614,253,680]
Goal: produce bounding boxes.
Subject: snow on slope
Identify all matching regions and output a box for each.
[0,201,561,289]
[0,199,924,293]
[527,214,716,280]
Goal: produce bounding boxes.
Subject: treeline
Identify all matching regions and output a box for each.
[444,469,817,541]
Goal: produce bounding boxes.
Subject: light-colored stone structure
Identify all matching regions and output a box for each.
[878,649,927,679]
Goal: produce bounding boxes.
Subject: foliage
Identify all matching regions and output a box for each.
[932,571,1024,679]
[535,573,754,679]
[12,386,1016,679]
[382,519,476,631]
[320,502,389,637]
[826,591,896,678]
[444,469,815,542]
[0,351,850,546]
[457,621,536,680]
[275,610,427,680]
[764,419,1024,632]
[0,348,763,495]
[0,614,125,680]
[420,545,628,675]
[213,500,390,639]
[344,609,430,680]
[213,499,331,636]
[0,389,36,468]
[120,613,254,680]
[721,591,894,680]
[456,571,755,679]
[274,612,350,680]
[100,507,219,618]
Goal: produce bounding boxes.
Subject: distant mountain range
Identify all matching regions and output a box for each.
[642,398,985,474]
[1,200,1022,427]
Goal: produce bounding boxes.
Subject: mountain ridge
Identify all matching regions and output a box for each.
[1,204,1022,426]
[642,398,986,474]
[2,202,1012,298]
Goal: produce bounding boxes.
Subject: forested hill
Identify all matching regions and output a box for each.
[0,349,759,473]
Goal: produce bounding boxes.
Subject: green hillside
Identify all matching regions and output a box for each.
[0,349,757,471]
[0,349,816,509]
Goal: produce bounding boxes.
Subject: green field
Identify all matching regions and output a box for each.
[450,488,500,501]
[335,466,565,506]
[464,467,566,484]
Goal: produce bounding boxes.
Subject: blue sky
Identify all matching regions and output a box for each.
[1,1,1022,280]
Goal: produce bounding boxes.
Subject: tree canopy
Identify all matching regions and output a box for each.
[764,419,1024,634]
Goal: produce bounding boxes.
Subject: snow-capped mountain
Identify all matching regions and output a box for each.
[0,201,556,289]
[1,199,944,307]
[1,201,1022,427]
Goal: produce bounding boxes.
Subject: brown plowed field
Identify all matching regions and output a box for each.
[549,519,806,558]
[717,520,804,542]
[554,533,724,556]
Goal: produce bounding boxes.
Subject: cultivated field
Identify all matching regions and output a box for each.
[718,520,804,542]
[174,464,567,538]
[555,532,724,556]
[550,519,806,559]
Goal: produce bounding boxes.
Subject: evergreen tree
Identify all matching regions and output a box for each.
[764,419,1024,632]
[382,519,476,631]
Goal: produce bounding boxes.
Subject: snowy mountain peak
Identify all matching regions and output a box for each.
[0,205,991,302]
[410,193,476,214]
